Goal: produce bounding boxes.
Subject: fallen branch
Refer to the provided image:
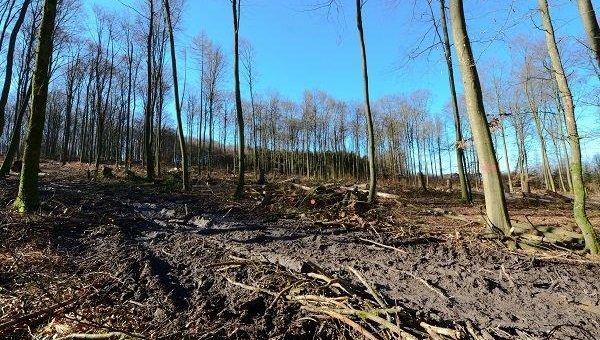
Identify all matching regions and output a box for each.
[465,320,485,340]
[330,307,417,340]
[224,276,275,295]
[0,297,77,332]
[302,306,378,340]
[420,322,462,339]
[290,183,314,192]
[348,266,388,309]
[55,332,129,340]
[340,186,399,200]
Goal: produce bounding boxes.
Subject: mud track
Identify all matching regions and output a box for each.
[1,169,600,339]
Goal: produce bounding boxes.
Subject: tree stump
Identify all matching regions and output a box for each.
[257,168,266,185]
[102,165,114,178]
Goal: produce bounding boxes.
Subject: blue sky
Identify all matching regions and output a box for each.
[83,0,592,106]
[84,0,600,168]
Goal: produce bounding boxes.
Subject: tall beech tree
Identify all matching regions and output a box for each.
[356,0,376,203]
[14,0,58,213]
[0,0,31,140]
[163,0,189,191]
[145,0,156,181]
[0,7,38,177]
[232,0,245,198]
[538,0,600,254]
[431,0,471,202]
[576,0,600,70]
[449,0,511,234]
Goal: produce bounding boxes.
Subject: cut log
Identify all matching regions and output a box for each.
[340,186,399,200]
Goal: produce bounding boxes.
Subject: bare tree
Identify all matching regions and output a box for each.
[232,0,245,198]
[240,39,260,178]
[576,0,600,70]
[144,0,155,180]
[163,0,189,190]
[0,0,31,140]
[356,0,376,203]
[430,0,471,202]
[538,0,600,254]
[449,0,511,234]
[14,0,58,212]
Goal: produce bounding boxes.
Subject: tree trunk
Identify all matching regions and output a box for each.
[61,60,77,165]
[163,0,189,191]
[0,0,30,139]
[449,0,511,234]
[14,0,58,213]
[356,0,377,203]
[232,0,245,198]
[125,41,133,171]
[499,120,513,193]
[0,88,31,177]
[577,0,600,70]
[538,0,600,254]
[438,0,471,202]
[144,0,155,181]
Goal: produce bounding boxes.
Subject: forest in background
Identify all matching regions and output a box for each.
[0,0,599,188]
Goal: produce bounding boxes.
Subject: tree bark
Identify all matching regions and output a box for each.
[144,0,155,181]
[14,0,58,213]
[0,0,30,140]
[449,0,511,234]
[232,0,245,198]
[163,0,189,191]
[577,0,600,70]
[538,0,600,253]
[356,0,377,203]
[438,0,471,202]
[0,87,31,177]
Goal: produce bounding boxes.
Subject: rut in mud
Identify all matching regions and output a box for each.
[1,165,600,339]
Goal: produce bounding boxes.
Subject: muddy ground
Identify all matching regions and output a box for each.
[1,162,600,339]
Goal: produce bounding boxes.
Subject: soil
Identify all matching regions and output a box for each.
[1,161,600,339]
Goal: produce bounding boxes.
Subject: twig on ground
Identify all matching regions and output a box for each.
[0,297,77,331]
[302,306,379,340]
[420,322,462,339]
[401,271,449,301]
[347,266,388,309]
[224,276,275,295]
[358,237,407,254]
[55,332,129,340]
[465,320,485,340]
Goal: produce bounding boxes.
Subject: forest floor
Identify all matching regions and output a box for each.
[1,161,600,339]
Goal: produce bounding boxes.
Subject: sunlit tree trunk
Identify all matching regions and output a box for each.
[232,0,245,198]
[163,0,189,190]
[14,0,58,213]
[61,56,79,165]
[125,36,134,171]
[144,0,155,181]
[577,0,600,70]
[356,0,377,203]
[436,0,471,201]
[538,0,600,253]
[499,119,512,193]
[449,0,511,234]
